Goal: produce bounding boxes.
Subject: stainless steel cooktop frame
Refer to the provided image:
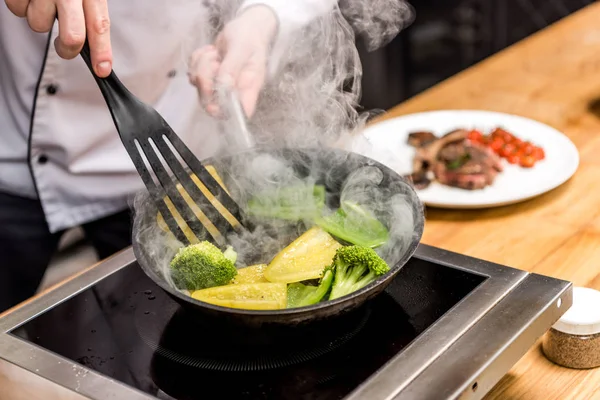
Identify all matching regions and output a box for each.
[0,244,572,400]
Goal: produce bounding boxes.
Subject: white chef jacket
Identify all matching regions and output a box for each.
[0,0,335,233]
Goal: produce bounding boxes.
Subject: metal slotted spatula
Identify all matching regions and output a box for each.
[78,40,244,246]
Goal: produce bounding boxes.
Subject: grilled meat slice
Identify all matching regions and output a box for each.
[412,129,469,176]
[407,170,432,190]
[409,128,503,191]
[434,163,489,190]
[407,131,437,147]
[434,141,503,190]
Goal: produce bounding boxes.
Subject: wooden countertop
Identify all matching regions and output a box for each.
[377,3,600,399]
[3,4,600,400]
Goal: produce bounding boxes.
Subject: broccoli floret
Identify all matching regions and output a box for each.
[287,267,334,308]
[328,245,390,300]
[170,241,238,291]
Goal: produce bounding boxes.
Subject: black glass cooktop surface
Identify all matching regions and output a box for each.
[9,257,485,400]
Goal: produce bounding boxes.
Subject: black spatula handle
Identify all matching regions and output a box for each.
[79,39,139,136]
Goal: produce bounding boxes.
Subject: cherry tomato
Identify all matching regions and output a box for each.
[521,142,534,155]
[520,156,536,168]
[468,129,483,142]
[533,147,545,160]
[500,143,517,158]
[490,138,504,152]
[494,127,514,143]
[512,138,524,147]
[507,155,520,164]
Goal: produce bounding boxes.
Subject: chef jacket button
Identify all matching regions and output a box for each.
[38,154,48,164]
[167,70,177,78]
[46,84,58,95]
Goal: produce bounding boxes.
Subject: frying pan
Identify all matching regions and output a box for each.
[132,146,424,334]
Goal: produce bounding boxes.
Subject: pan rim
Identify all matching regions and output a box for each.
[132,146,425,317]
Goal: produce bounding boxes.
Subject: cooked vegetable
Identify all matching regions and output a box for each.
[247,184,325,221]
[316,201,389,248]
[191,282,287,310]
[287,268,334,308]
[446,153,471,170]
[170,241,238,291]
[329,245,391,300]
[233,264,269,284]
[264,226,342,283]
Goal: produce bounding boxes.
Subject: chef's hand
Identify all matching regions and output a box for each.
[5,0,112,77]
[188,5,278,118]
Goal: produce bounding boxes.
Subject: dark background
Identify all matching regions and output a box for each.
[358,0,596,111]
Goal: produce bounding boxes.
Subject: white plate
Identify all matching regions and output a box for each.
[361,110,580,209]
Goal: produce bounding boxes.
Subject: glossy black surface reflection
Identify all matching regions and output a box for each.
[10,257,485,399]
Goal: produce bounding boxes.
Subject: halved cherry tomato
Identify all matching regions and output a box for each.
[468,129,483,142]
[489,138,504,152]
[521,142,534,155]
[533,147,545,161]
[493,128,514,143]
[507,155,520,164]
[516,146,528,156]
[520,156,536,168]
[500,143,517,158]
[511,138,524,147]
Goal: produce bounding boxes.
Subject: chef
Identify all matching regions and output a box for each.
[0,0,336,314]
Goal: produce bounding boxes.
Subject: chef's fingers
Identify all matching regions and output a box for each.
[82,0,112,77]
[235,52,266,118]
[188,45,214,68]
[54,0,86,60]
[188,46,219,95]
[25,0,56,33]
[205,103,220,117]
[188,46,220,115]
[5,0,29,18]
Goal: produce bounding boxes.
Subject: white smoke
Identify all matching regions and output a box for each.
[133,0,422,286]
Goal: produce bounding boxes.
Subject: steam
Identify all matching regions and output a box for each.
[133,0,422,287]
[339,0,415,50]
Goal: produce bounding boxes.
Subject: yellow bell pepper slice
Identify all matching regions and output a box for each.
[191,282,287,310]
[264,226,342,283]
[156,165,240,243]
[232,264,269,284]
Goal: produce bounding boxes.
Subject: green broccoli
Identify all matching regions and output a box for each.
[287,268,334,308]
[328,245,390,300]
[170,241,238,291]
[316,201,389,248]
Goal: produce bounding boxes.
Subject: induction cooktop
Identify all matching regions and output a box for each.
[0,244,572,400]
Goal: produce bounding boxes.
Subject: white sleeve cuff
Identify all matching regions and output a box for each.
[239,0,337,76]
